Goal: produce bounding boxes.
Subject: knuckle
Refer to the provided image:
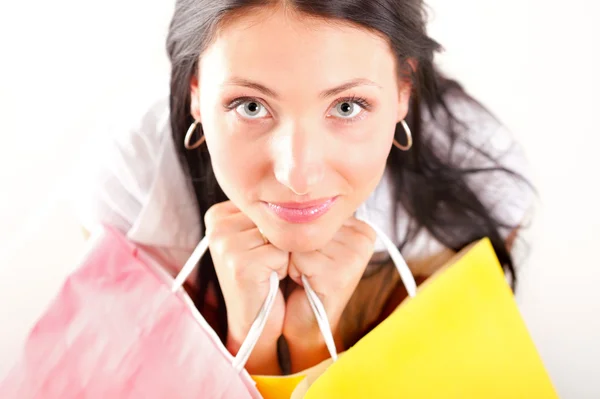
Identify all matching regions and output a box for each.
[225,254,242,276]
[208,222,225,239]
[204,201,234,231]
[362,237,375,256]
[232,266,246,282]
[205,226,217,242]
[355,220,376,240]
[203,205,219,229]
[347,250,364,267]
[288,266,299,281]
[265,248,288,270]
[354,234,374,256]
[231,255,254,282]
[219,253,233,271]
[277,251,291,268]
[210,235,229,258]
[206,216,234,242]
[207,226,235,253]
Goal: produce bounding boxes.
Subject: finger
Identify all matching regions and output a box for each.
[330,225,371,255]
[333,222,376,257]
[288,258,308,287]
[215,227,268,256]
[204,201,238,227]
[212,200,240,215]
[245,244,290,281]
[233,227,270,251]
[343,217,377,244]
[316,238,346,262]
[290,250,356,307]
[207,211,256,237]
[312,237,370,292]
[289,251,332,283]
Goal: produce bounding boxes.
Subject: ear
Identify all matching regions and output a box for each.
[396,58,418,122]
[190,75,201,121]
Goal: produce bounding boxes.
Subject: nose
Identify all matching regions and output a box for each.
[272,122,325,196]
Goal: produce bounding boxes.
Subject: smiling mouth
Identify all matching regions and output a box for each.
[263,197,338,223]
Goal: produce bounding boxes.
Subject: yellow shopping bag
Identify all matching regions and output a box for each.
[252,238,558,398]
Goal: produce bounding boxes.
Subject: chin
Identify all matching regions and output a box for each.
[259,216,341,252]
[252,199,352,252]
[268,230,333,253]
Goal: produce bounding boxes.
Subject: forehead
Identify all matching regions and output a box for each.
[199,6,398,95]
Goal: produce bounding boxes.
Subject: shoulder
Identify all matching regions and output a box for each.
[365,88,535,270]
[424,88,527,165]
[72,91,200,268]
[425,89,535,224]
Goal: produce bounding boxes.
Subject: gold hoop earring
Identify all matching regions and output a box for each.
[184,120,205,150]
[393,120,413,151]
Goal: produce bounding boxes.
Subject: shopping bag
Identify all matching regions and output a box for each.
[290,238,559,398]
[0,226,262,399]
[1,212,558,399]
[248,231,558,398]
[0,212,417,399]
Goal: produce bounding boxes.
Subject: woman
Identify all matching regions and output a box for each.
[77,0,533,376]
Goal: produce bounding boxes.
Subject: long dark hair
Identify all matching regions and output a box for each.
[166,0,529,342]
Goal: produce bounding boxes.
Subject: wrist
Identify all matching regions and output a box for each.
[226,333,282,376]
[283,315,341,347]
[286,334,330,373]
[226,321,281,353]
[284,327,342,374]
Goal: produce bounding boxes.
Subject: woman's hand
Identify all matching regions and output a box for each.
[205,201,289,375]
[283,217,376,372]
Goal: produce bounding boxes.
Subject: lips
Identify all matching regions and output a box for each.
[264,197,338,223]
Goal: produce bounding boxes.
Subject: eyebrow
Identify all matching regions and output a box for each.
[222,77,381,99]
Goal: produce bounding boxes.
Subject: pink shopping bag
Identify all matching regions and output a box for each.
[0,226,262,399]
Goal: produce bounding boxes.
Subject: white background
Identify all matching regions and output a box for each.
[0,1,598,397]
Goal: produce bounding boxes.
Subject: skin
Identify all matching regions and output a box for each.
[191,6,413,374]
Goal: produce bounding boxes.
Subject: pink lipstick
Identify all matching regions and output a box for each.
[265,197,338,223]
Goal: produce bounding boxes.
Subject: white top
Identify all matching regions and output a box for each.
[73,91,533,277]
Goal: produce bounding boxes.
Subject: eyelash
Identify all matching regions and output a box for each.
[333,95,372,124]
[224,95,373,123]
[224,96,263,111]
[337,95,372,112]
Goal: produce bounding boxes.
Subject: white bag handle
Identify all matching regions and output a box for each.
[172,205,417,372]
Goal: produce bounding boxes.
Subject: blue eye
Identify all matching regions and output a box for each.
[235,100,269,119]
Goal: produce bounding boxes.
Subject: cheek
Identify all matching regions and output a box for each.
[335,120,395,193]
[341,142,389,192]
[204,120,265,201]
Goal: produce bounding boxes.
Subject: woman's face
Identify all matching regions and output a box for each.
[191,7,411,252]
